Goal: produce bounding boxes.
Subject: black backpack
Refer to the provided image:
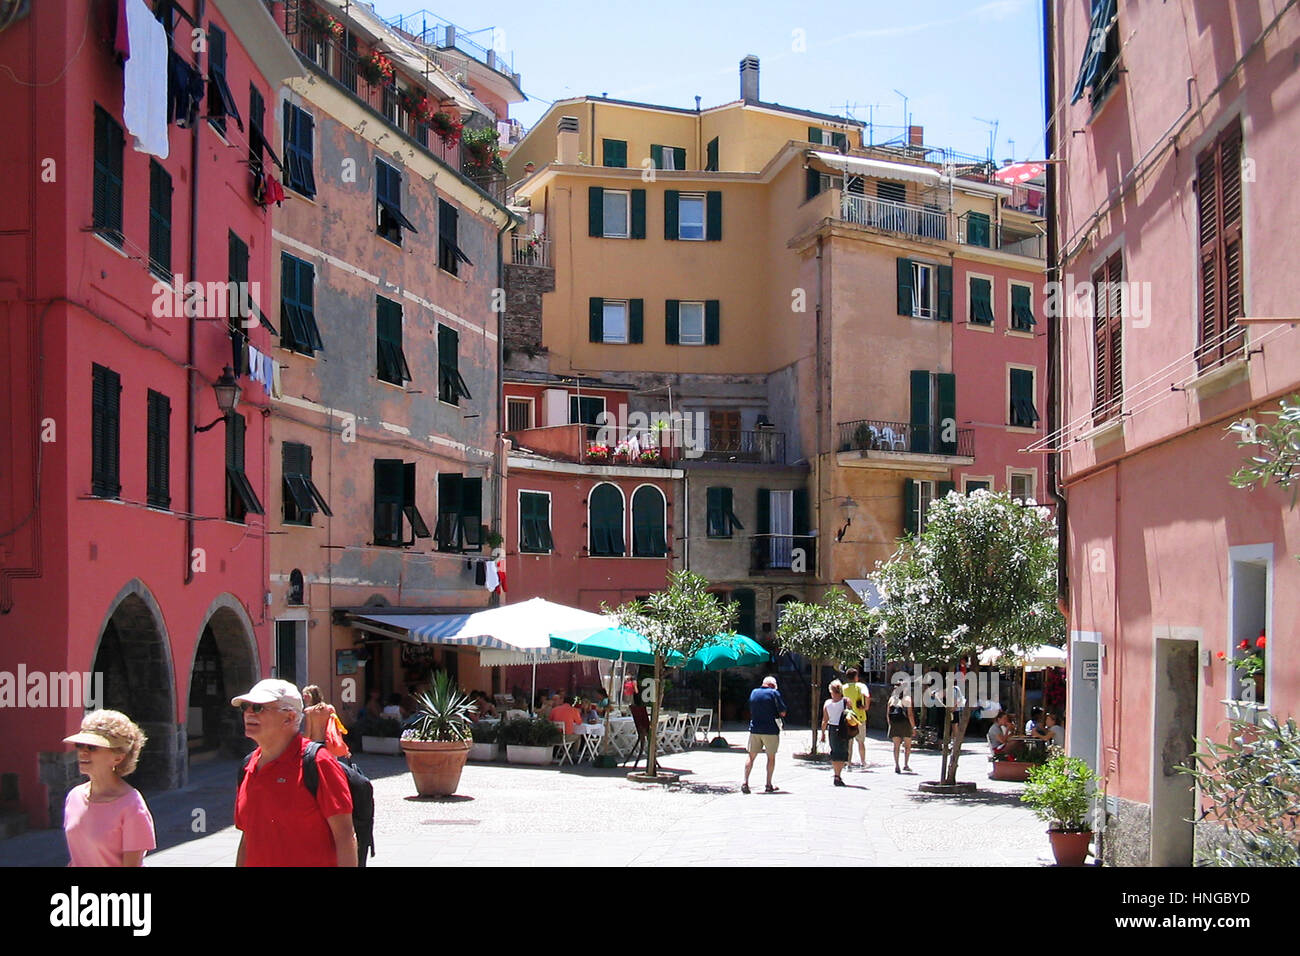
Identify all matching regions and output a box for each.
[239,742,375,867]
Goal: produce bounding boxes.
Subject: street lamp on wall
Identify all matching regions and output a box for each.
[836,496,859,542]
[194,367,241,432]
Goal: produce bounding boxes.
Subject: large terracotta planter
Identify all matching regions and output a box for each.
[400,739,472,796]
[1048,829,1093,866]
[990,760,1034,782]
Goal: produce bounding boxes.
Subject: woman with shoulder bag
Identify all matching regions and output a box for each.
[887,680,916,773]
[819,679,853,787]
[303,684,351,760]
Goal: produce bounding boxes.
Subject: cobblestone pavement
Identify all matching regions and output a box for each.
[1,727,1054,867]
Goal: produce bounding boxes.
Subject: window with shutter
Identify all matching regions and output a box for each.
[598,189,630,238]
[438,324,472,405]
[225,412,264,521]
[437,473,480,551]
[909,370,932,453]
[588,483,625,556]
[602,139,627,168]
[1091,253,1123,422]
[280,253,324,355]
[146,390,170,509]
[282,441,333,525]
[283,103,316,198]
[376,160,417,244]
[965,212,991,247]
[148,162,172,280]
[969,277,995,325]
[1009,367,1040,428]
[92,105,124,246]
[677,302,705,345]
[631,486,667,557]
[1010,283,1036,331]
[376,296,411,386]
[92,364,121,498]
[1196,121,1246,369]
[438,198,473,274]
[520,492,554,553]
[706,137,719,172]
[206,25,242,136]
[373,459,406,545]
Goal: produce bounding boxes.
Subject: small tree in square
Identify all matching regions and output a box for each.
[871,490,1063,786]
[613,570,736,777]
[774,589,876,754]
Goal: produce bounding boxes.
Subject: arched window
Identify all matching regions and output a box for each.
[287,569,304,606]
[588,483,625,556]
[631,485,667,557]
[774,594,799,629]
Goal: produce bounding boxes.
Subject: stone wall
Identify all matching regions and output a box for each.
[503,262,555,354]
[1100,796,1150,867]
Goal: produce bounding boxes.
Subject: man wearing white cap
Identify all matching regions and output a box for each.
[232,679,356,867]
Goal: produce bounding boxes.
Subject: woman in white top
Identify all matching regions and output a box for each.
[819,680,851,787]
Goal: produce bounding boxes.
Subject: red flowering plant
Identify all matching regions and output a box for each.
[586,443,611,462]
[429,111,463,147]
[1225,632,1267,678]
[397,88,433,124]
[300,6,343,39]
[358,51,395,86]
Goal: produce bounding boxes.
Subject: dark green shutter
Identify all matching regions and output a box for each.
[603,139,626,167]
[588,186,604,236]
[92,364,121,497]
[664,190,679,239]
[967,212,990,247]
[632,487,666,556]
[831,131,848,151]
[704,300,720,345]
[673,147,686,169]
[374,459,404,544]
[733,588,756,638]
[706,486,726,537]
[461,477,483,548]
[706,191,722,240]
[1012,285,1035,329]
[650,144,663,169]
[936,373,957,454]
[589,297,603,342]
[630,189,646,239]
[938,265,953,322]
[897,258,914,316]
[910,370,932,453]
[756,488,770,534]
[147,390,171,508]
[937,480,956,500]
[807,127,823,144]
[806,168,822,201]
[629,299,643,344]
[903,479,918,536]
[792,487,809,535]
[706,137,719,172]
[665,300,679,345]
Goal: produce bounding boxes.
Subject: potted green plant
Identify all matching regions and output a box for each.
[498,716,560,765]
[399,672,476,796]
[1218,631,1266,702]
[469,720,500,761]
[355,714,402,755]
[1022,754,1098,865]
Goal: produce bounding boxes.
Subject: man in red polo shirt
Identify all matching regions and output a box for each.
[233,679,356,867]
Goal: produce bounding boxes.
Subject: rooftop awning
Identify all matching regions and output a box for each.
[810,151,942,187]
[844,579,883,607]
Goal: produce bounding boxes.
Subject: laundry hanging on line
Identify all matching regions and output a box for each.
[121,0,169,159]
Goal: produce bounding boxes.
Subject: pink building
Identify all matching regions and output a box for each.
[1051,0,1300,865]
[0,0,303,829]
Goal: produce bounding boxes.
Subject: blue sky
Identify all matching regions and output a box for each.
[376,0,1047,162]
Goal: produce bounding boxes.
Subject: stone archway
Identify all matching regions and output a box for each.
[89,580,180,792]
[188,595,260,759]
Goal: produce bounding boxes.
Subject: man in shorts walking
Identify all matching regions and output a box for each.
[743,676,787,794]
[842,667,870,769]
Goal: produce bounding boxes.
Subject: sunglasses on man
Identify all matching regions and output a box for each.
[240,702,285,714]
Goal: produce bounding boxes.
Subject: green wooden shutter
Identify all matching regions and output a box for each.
[706,191,722,241]
[664,190,679,240]
[706,137,719,172]
[910,370,932,453]
[756,488,770,534]
[937,481,956,501]
[630,189,646,239]
[938,265,953,322]
[460,477,483,548]
[673,147,686,170]
[373,459,404,544]
[629,299,643,344]
[903,478,918,536]
[588,186,604,236]
[967,212,990,247]
[706,486,725,536]
[650,144,663,169]
[792,487,809,535]
[665,300,679,345]
[602,139,626,167]
[1012,284,1035,329]
[704,300,720,345]
[589,297,603,342]
[897,258,914,316]
[937,373,957,454]
[831,131,848,151]
[807,127,823,144]
[632,487,665,556]
[806,168,822,201]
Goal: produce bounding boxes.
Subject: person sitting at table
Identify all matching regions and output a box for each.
[1039,711,1065,747]
[1025,707,1044,738]
[549,695,583,734]
[470,691,497,720]
[987,712,1021,758]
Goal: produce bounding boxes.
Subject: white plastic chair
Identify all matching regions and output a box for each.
[694,708,714,743]
[681,712,701,749]
[610,719,638,758]
[879,426,906,451]
[552,721,578,766]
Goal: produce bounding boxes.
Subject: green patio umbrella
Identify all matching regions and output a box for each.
[682,633,770,747]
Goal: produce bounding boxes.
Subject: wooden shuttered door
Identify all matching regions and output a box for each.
[909,370,932,453]
[93,105,124,242]
[146,390,170,509]
[1197,121,1245,369]
[1092,252,1123,423]
[706,137,719,172]
[92,364,121,497]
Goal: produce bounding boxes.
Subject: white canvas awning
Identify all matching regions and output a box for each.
[844,579,883,607]
[810,151,942,187]
[978,644,1067,671]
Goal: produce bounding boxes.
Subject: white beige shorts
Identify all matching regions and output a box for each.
[747,733,780,755]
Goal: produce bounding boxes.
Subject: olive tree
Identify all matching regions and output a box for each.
[613,570,736,777]
[871,490,1063,785]
[774,590,876,754]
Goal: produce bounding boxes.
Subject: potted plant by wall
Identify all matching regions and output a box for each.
[1021,753,1099,865]
[469,720,500,761]
[355,714,402,756]
[357,50,394,87]
[1218,630,1266,703]
[429,110,463,146]
[499,716,561,765]
[399,671,476,796]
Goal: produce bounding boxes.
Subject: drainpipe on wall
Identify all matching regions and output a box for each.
[494,213,512,600]
[184,0,206,586]
[815,235,825,596]
[1043,0,1068,615]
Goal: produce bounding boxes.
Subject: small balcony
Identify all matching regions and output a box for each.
[749,534,817,574]
[506,424,684,467]
[840,192,948,241]
[956,213,1045,259]
[699,428,786,465]
[836,419,975,470]
[511,233,552,268]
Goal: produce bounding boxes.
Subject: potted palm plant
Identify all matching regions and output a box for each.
[499,716,561,765]
[400,672,476,796]
[1021,753,1099,865]
[469,720,500,761]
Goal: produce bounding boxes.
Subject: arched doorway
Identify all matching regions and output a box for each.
[188,596,259,760]
[90,582,178,791]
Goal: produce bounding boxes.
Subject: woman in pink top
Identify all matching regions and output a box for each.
[62,710,156,867]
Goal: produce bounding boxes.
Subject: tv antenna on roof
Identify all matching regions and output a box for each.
[974,117,999,165]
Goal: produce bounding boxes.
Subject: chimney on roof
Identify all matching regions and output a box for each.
[908,125,924,147]
[557,115,580,165]
[740,55,759,103]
